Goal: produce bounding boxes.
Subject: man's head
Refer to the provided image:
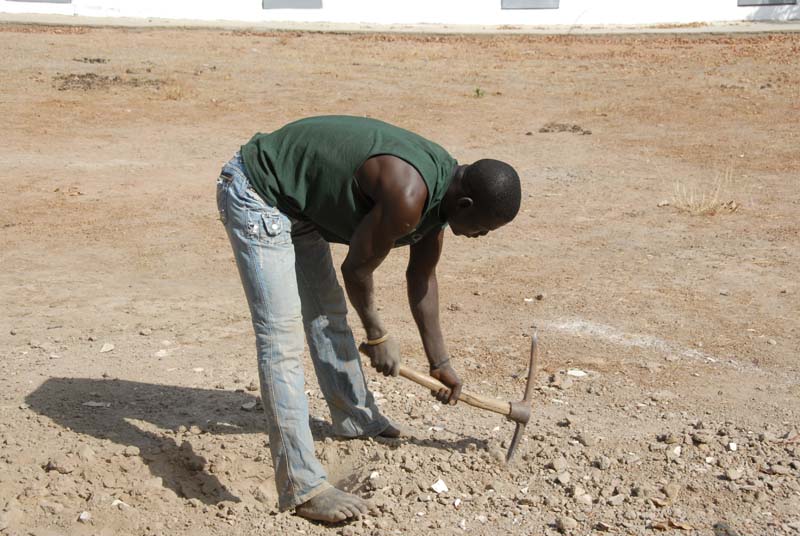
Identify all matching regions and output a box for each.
[444,159,521,238]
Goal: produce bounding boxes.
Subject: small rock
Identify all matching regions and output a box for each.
[123,445,140,457]
[728,442,738,452]
[566,369,587,378]
[713,521,743,536]
[666,445,682,461]
[576,493,593,506]
[45,455,76,474]
[556,472,571,486]
[549,456,568,472]
[431,479,449,494]
[39,500,64,515]
[82,401,111,408]
[554,376,574,390]
[100,343,115,353]
[154,349,168,358]
[111,499,131,511]
[246,380,259,392]
[657,200,670,207]
[139,328,152,336]
[596,521,613,532]
[458,518,467,530]
[77,445,96,464]
[557,516,578,532]
[651,496,670,507]
[726,468,744,481]
[769,464,791,475]
[758,431,778,443]
[660,432,680,444]
[663,482,681,500]
[241,400,258,411]
[9,329,17,335]
[77,511,92,523]
[252,484,273,504]
[594,455,612,470]
[576,432,597,447]
[608,494,625,506]
[485,444,504,463]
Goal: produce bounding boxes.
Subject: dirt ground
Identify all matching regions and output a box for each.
[1,22,799,536]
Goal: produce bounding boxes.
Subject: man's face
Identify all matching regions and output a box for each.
[449,207,505,238]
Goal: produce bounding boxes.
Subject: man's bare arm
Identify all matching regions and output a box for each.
[341,155,427,375]
[407,228,447,365]
[407,228,462,404]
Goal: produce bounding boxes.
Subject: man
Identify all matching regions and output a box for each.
[216,115,521,522]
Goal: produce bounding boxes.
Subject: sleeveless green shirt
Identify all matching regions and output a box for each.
[240,116,457,246]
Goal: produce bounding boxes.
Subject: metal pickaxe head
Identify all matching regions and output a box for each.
[505,330,539,463]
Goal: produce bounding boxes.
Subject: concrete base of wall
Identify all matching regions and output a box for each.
[1,12,800,34]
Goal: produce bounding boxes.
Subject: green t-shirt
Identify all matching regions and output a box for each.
[240,115,457,246]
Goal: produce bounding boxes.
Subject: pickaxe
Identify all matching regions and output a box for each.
[362,331,539,462]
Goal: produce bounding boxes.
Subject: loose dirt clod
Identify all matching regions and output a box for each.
[53,72,163,91]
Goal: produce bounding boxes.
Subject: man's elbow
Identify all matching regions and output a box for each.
[341,261,361,284]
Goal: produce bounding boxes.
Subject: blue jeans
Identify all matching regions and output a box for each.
[216,153,389,510]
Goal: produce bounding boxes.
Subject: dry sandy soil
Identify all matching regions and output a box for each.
[1,22,799,536]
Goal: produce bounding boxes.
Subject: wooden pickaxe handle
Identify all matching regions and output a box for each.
[362,333,538,462]
[396,365,513,418]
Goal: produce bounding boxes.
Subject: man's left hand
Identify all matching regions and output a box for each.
[429,363,462,405]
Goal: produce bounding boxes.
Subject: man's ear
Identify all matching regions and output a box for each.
[457,196,473,210]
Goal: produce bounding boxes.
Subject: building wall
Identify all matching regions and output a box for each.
[1,0,798,26]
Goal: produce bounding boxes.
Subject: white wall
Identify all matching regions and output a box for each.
[1,0,798,26]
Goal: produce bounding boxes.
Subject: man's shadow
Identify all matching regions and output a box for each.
[26,378,487,506]
[25,377,270,506]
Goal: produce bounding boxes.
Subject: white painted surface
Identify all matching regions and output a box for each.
[1,0,798,26]
[541,317,717,363]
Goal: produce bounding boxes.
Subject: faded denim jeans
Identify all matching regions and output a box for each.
[216,152,389,510]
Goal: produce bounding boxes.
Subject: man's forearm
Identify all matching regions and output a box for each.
[342,266,386,340]
[407,271,449,368]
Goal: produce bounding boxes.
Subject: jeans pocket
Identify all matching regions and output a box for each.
[263,213,283,237]
[216,178,230,224]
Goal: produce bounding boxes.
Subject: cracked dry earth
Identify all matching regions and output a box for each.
[1,23,799,536]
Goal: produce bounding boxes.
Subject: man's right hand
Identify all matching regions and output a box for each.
[359,336,401,377]
[430,363,462,405]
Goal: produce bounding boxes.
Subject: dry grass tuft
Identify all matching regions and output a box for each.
[161,79,189,101]
[672,168,740,216]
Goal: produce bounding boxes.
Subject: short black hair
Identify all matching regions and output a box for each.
[462,159,521,223]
